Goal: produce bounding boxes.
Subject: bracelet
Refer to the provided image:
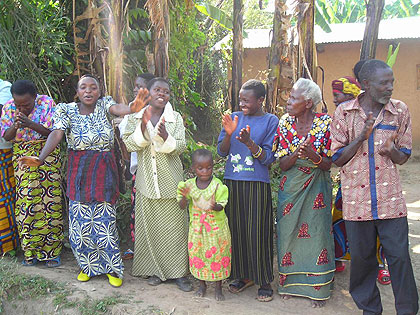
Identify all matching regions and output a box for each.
[312,154,322,165]
[252,146,263,159]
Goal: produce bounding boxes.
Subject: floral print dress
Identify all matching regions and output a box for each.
[177,177,231,281]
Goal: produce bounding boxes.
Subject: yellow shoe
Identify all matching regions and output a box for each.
[77,271,90,282]
[106,273,123,287]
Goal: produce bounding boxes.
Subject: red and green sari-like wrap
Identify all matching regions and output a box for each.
[277,159,335,300]
[12,140,63,261]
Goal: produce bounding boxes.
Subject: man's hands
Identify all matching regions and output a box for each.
[379,132,397,157]
[359,112,375,141]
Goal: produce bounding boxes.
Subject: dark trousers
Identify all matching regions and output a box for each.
[345,217,419,315]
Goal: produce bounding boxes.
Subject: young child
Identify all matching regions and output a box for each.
[217,79,279,302]
[177,149,231,301]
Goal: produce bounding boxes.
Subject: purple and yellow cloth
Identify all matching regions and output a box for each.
[331,76,361,99]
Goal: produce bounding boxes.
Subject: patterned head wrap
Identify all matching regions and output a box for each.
[331,76,361,99]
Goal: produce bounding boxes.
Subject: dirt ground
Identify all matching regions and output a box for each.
[3,159,420,315]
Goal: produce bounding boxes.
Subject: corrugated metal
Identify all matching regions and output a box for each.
[213,16,420,50]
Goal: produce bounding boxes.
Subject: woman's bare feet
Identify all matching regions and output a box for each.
[195,280,207,297]
[279,294,291,300]
[311,300,326,308]
[215,281,225,301]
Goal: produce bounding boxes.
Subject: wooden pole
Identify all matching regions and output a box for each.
[266,0,293,114]
[360,0,384,60]
[231,0,243,111]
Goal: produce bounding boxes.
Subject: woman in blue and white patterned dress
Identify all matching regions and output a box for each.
[19,75,147,287]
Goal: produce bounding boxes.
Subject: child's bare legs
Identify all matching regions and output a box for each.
[215,281,225,301]
[195,280,207,297]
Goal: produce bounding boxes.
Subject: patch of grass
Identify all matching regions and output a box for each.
[53,291,78,310]
[0,257,68,313]
[0,258,129,314]
[78,295,128,315]
[138,305,167,315]
[0,257,64,299]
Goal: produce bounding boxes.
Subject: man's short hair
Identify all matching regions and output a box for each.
[358,59,391,82]
[138,73,155,83]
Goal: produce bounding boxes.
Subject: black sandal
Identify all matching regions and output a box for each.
[257,287,273,302]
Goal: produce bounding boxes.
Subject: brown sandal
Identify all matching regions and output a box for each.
[228,279,254,293]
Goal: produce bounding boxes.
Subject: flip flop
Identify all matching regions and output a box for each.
[335,261,346,272]
[45,256,61,268]
[228,279,254,293]
[122,249,134,260]
[257,287,273,302]
[22,258,37,266]
[377,269,391,285]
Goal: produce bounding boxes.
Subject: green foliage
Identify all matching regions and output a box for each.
[243,0,275,29]
[0,0,74,100]
[386,43,400,68]
[169,1,206,125]
[123,1,151,98]
[195,2,233,30]
[316,0,420,26]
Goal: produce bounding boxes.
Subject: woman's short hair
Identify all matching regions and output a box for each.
[10,80,37,97]
[147,77,170,91]
[78,74,100,88]
[293,78,322,108]
[241,79,266,99]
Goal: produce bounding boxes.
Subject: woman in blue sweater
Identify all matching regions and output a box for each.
[217,79,279,302]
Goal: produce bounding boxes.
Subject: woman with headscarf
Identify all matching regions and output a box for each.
[273,78,335,307]
[0,80,63,267]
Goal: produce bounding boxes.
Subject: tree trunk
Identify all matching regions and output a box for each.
[153,15,170,78]
[231,0,243,111]
[296,0,316,80]
[266,0,293,115]
[107,0,125,103]
[145,0,170,78]
[360,0,384,60]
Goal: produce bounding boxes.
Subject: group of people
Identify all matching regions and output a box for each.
[0,58,418,313]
